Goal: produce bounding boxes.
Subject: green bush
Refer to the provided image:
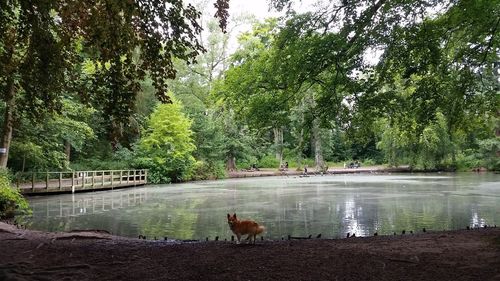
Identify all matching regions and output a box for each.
[478,138,500,171]
[236,156,258,170]
[70,159,131,171]
[281,159,296,169]
[0,170,31,220]
[135,98,197,184]
[362,158,377,166]
[70,146,135,171]
[190,160,226,181]
[301,158,315,168]
[258,155,280,168]
[133,155,195,184]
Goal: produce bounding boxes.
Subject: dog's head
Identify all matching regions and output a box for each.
[227,213,238,228]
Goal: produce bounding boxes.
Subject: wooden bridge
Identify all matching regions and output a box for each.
[14,169,148,195]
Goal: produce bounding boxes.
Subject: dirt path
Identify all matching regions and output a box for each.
[1,222,499,281]
[227,166,410,178]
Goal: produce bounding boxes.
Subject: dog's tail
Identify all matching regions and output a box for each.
[257,225,265,235]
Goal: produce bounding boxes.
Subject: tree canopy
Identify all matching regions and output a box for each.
[1,0,498,181]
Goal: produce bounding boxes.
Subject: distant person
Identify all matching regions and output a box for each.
[304,166,308,174]
[251,163,259,171]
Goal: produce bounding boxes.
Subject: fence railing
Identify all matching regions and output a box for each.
[14,169,148,194]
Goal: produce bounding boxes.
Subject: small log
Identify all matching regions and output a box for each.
[289,236,312,240]
[182,239,198,242]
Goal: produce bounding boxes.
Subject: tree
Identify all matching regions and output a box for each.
[215,19,296,167]
[7,99,95,172]
[233,0,499,170]
[136,97,196,183]
[0,0,229,168]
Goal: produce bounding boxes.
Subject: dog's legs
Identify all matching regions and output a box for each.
[236,234,241,244]
[246,234,253,244]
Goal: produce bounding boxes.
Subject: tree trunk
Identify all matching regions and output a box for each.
[64,140,71,162]
[496,109,500,157]
[21,155,25,172]
[108,120,122,151]
[226,156,236,171]
[273,127,284,166]
[312,118,324,170]
[0,79,15,168]
[296,100,306,170]
[296,127,304,170]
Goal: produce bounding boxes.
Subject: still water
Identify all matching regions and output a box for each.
[27,173,499,240]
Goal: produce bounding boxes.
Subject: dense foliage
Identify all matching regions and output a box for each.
[135,98,196,183]
[0,170,30,219]
[0,0,498,185]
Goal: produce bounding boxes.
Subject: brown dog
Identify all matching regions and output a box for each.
[227,213,265,244]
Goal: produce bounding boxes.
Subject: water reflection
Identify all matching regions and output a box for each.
[26,173,500,240]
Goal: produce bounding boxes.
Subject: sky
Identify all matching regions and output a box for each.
[201,0,382,65]
[201,0,285,53]
[202,0,316,53]
[229,0,284,20]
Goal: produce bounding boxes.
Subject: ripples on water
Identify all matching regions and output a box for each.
[27,173,500,240]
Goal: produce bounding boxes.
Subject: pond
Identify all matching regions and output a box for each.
[26,173,500,240]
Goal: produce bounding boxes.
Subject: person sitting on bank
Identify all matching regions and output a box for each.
[251,163,259,171]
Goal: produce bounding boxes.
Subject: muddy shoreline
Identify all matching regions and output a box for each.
[1,222,499,281]
[227,166,411,178]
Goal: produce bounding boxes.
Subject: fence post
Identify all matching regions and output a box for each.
[120,170,123,185]
[127,171,130,184]
[145,170,148,184]
[102,171,105,186]
[72,171,75,193]
[59,172,62,191]
[110,170,114,189]
[133,170,137,186]
[46,172,49,190]
[92,171,95,188]
[82,172,86,189]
